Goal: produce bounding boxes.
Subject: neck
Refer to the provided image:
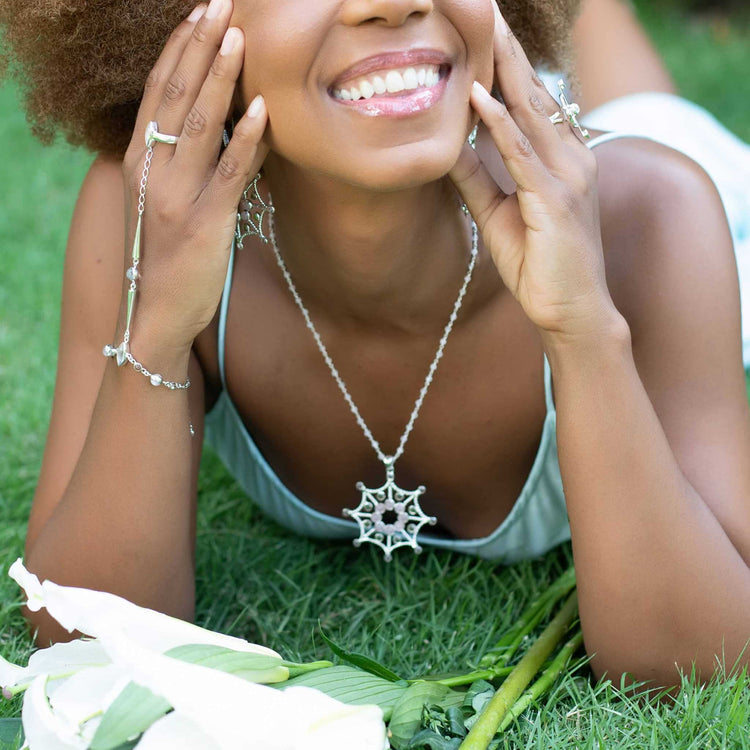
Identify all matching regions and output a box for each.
[262,156,478,332]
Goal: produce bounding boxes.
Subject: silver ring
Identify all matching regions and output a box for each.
[556,80,590,140]
[145,121,180,148]
[549,111,565,126]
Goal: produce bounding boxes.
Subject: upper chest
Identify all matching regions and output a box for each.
[197,247,551,539]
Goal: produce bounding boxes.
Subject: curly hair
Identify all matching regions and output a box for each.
[0,0,581,157]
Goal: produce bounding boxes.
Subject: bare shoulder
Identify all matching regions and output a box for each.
[592,136,738,346]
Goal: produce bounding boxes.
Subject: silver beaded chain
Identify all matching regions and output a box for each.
[103,145,191,393]
[267,210,479,466]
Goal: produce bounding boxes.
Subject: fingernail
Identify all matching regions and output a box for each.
[494,6,508,32]
[220,28,240,56]
[187,5,206,22]
[246,95,265,119]
[472,81,491,100]
[205,0,226,20]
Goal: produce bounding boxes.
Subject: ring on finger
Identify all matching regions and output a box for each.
[549,111,565,126]
[556,81,590,140]
[145,121,180,148]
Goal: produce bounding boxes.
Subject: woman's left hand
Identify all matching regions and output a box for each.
[450,4,618,343]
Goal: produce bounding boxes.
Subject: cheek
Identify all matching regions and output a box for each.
[454,0,495,86]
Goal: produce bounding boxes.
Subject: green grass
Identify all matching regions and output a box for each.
[2,6,750,747]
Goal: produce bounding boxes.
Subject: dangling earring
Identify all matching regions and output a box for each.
[461,126,479,216]
[235,174,275,248]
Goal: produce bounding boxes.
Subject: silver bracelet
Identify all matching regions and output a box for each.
[103,344,190,390]
[103,132,191,394]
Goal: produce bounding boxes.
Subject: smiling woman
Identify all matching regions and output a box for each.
[0,0,749,702]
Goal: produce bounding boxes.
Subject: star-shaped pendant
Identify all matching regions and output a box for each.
[343,460,437,561]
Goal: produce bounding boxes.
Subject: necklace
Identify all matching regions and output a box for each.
[268,209,479,561]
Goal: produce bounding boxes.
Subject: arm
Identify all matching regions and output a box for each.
[25,156,205,645]
[24,2,268,644]
[550,143,750,685]
[451,5,750,686]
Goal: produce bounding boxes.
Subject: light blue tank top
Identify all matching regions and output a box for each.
[204,133,627,563]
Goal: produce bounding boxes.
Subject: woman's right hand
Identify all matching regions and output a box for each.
[121,0,267,356]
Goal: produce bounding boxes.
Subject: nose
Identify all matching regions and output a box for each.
[340,0,434,27]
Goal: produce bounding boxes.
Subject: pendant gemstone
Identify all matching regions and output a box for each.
[343,462,436,562]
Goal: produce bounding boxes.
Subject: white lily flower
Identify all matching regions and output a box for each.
[8,560,284,672]
[5,560,389,750]
[98,631,388,750]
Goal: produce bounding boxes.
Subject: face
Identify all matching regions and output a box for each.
[231,0,495,191]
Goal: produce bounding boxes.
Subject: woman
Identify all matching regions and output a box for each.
[1,0,748,688]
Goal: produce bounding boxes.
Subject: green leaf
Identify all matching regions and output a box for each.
[388,682,464,750]
[281,665,407,720]
[319,628,402,682]
[89,682,171,750]
[0,719,23,750]
[404,729,463,749]
[165,644,287,682]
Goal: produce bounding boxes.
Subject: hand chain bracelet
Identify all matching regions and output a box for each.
[103,145,192,409]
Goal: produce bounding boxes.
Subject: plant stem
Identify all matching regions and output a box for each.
[428,665,516,688]
[459,591,579,750]
[497,629,584,732]
[284,660,335,678]
[478,567,576,669]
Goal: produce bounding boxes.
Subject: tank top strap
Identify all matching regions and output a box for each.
[543,354,555,412]
[217,239,237,390]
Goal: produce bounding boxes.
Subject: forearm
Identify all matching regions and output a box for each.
[546,317,750,685]
[25,347,196,643]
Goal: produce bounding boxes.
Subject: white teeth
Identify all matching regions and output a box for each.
[403,67,418,90]
[385,70,405,93]
[333,64,443,101]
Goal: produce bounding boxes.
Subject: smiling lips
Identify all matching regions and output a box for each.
[329,52,451,117]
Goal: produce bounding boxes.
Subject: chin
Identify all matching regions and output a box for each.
[319,132,470,193]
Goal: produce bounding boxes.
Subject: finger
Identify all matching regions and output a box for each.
[132,5,207,151]
[491,5,576,160]
[449,142,508,241]
[172,26,245,182]
[152,0,234,158]
[470,81,550,197]
[205,95,270,216]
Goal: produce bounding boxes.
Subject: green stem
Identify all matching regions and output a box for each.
[497,629,584,732]
[284,660,335,678]
[459,591,579,750]
[427,665,516,688]
[478,567,576,669]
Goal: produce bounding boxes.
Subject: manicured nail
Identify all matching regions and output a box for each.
[472,81,491,101]
[494,4,508,30]
[220,28,240,56]
[246,95,265,119]
[187,5,207,22]
[205,0,226,20]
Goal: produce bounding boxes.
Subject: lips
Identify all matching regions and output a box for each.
[328,50,452,117]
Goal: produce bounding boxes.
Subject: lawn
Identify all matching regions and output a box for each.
[1,4,749,748]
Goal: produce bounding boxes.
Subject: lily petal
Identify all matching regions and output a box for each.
[21,675,87,750]
[9,560,279,658]
[136,711,221,750]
